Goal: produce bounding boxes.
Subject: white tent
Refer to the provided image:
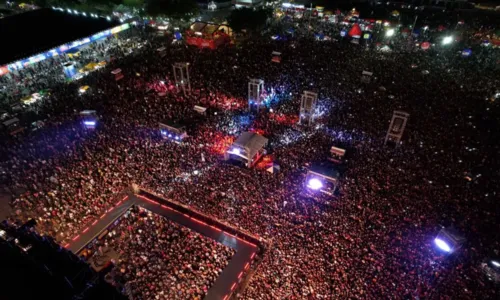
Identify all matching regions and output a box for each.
[225,132,268,167]
[194,105,207,114]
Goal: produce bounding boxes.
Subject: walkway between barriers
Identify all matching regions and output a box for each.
[63,191,262,300]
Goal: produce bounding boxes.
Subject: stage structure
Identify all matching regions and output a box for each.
[157,47,166,58]
[173,62,191,96]
[434,227,465,254]
[194,105,207,115]
[384,111,409,146]
[185,22,232,50]
[361,70,373,83]
[2,117,23,135]
[80,110,98,129]
[305,162,340,195]
[111,68,124,81]
[329,146,346,164]
[62,62,77,79]
[159,120,187,142]
[225,131,268,168]
[248,79,265,112]
[271,51,282,63]
[299,91,318,126]
[481,257,500,283]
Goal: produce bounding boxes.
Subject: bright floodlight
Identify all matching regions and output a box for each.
[434,238,452,252]
[232,148,240,155]
[386,29,395,37]
[84,121,96,126]
[308,178,323,190]
[492,260,500,267]
[442,36,453,45]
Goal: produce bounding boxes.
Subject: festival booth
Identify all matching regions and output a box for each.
[225,132,268,168]
[20,91,48,106]
[62,62,77,80]
[79,86,90,94]
[111,68,124,81]
[159,120,187,142]
[329,146,346,164]
[79,62,98,74]
[481,257,500,283]
[271,51,282,63]
[361,71,373,83]
[157,47,166,58]
[421,42,431,50]
[80,110,98,129]
[348,23,362,44]
[193,105,207,115]
[186,22,232,50]
[305,161,340,195]
[2,117,23,135]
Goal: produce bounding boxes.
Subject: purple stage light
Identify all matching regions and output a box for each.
[84,121,96,126]
[232,148,240,155]
[434,238,452,252]
[175,136,180,140]
[307,178,323,190]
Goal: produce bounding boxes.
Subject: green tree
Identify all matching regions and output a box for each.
[123,0,144,9]
[145,0,198,18]
[227,7,272,33]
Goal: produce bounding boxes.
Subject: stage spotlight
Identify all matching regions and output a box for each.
[434,238,452,252]
[232,148,240,155]
[492,261,500,268]
[386,28,395,37]
[307,178,323,190]
[175,136,180,140]
[442,36,453,45]
[83,121,96,126]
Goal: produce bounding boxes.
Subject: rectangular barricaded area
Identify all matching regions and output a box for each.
[86,206,235,299]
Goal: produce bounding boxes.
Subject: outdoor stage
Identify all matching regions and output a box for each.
[63,190,262,300]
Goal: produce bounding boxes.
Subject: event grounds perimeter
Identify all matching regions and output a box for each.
[64,191,260,300]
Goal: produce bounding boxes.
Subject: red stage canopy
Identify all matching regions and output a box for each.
[349,24,362,37]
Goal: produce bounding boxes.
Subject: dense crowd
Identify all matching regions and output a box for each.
[1,14,500,300]
[88,206,235,299]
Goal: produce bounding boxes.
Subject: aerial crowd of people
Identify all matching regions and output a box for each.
[1,10,499,299]
[87,206,235,300]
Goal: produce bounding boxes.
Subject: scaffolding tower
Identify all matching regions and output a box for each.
[299,91,318,126]
[384,110,409,146]
[173,62,191,96]
[248,79,264,112]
